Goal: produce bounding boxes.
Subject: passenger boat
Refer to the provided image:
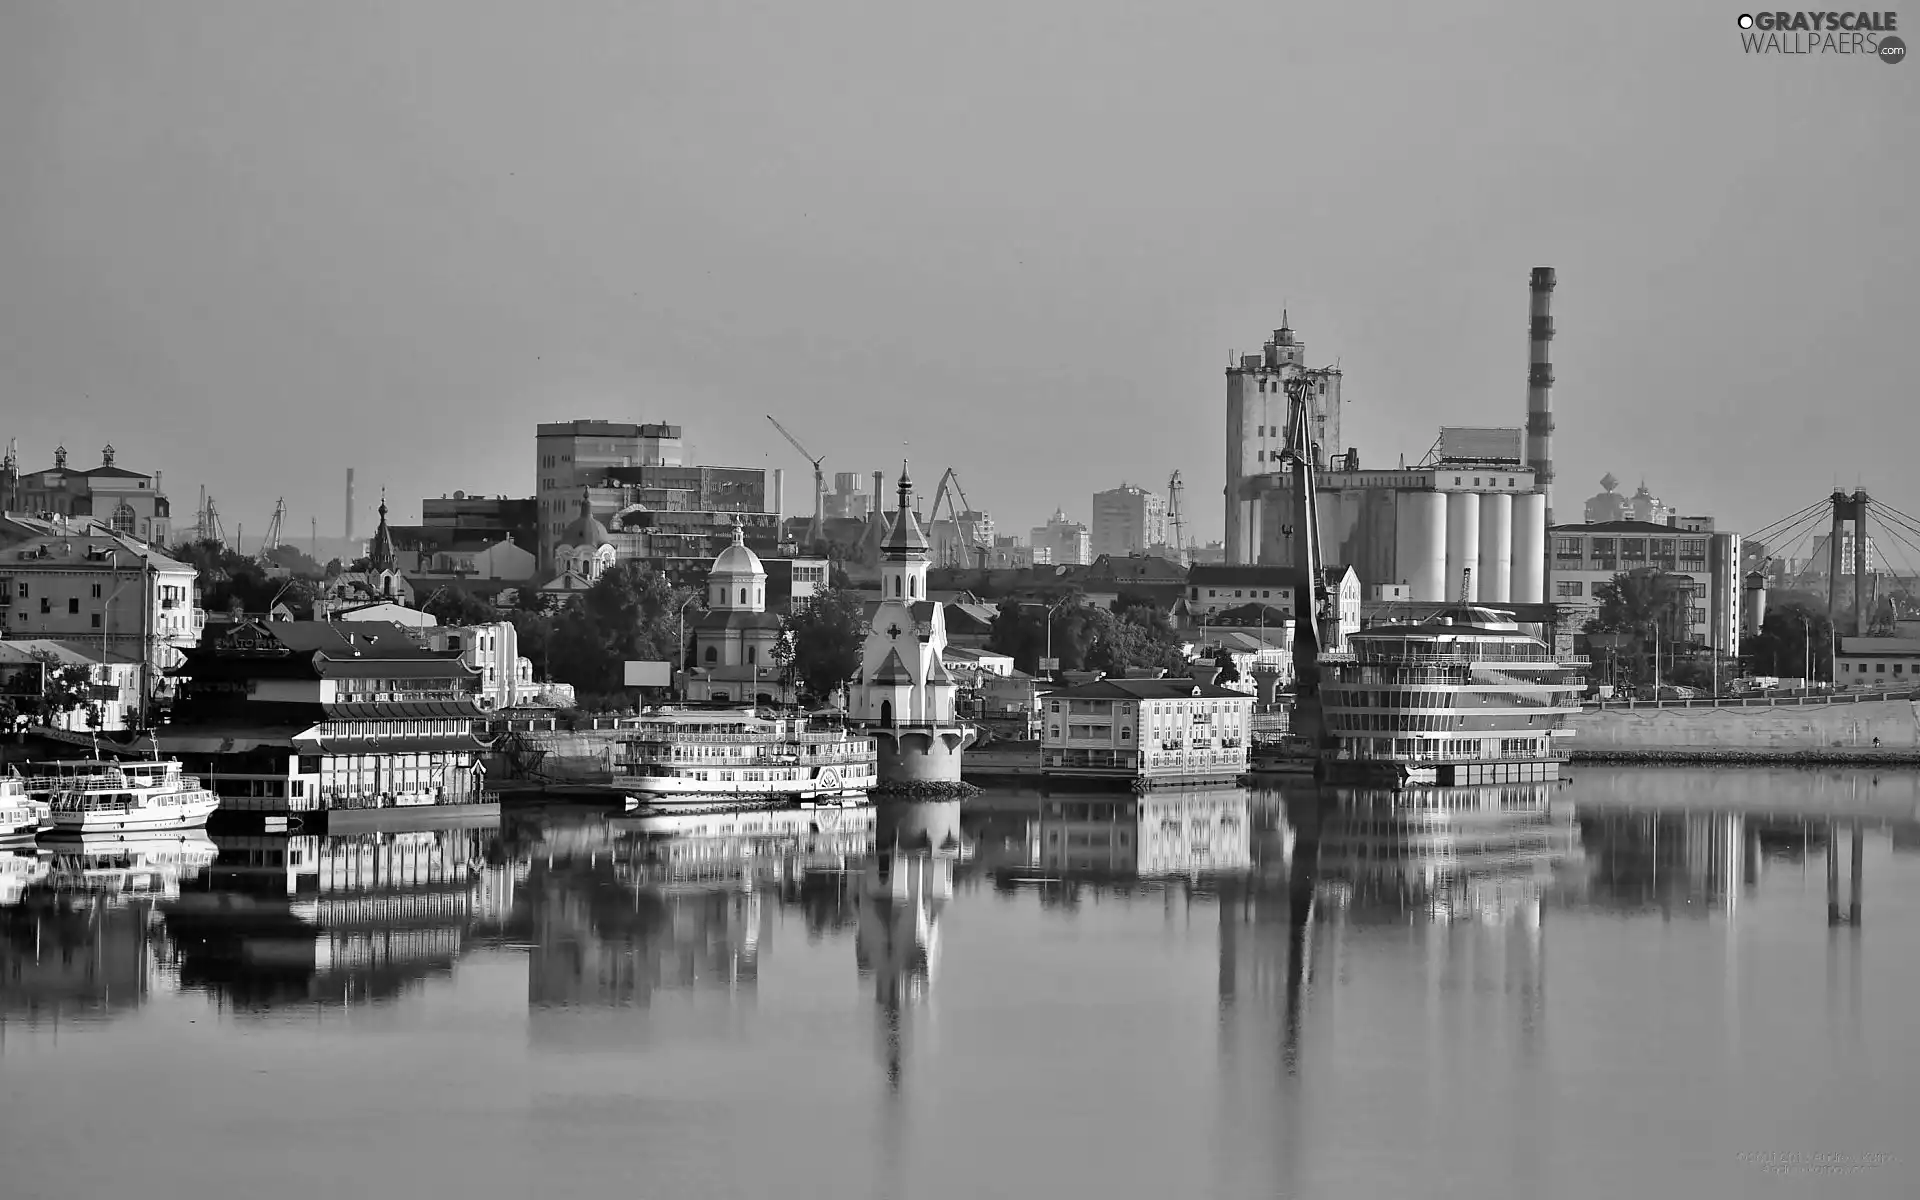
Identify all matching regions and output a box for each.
[1318,606,1587,788]
[613,705,878,802]
[0,771,53,841]
[25,758,222,832]
[1248,735,1318,775]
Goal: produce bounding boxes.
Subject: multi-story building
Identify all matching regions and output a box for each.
[1224,317,1344,564]
[984,535,1032,570]
[3,444,173,545]
[1090,485,1167,559]
[533,421,684,567]
[1039,677,1252,784]
[0,639,143,732]
[1186,565,1298,619]
[1547,520,1742,654]
[162,618,492,817]
[0,515,204,703]
[1805,531,1882,577]
[417,621,538,710]
[1834,637,1920,685]
[825,472,871,521]
[1030,510,1091,567]
[1582,474,1675,526]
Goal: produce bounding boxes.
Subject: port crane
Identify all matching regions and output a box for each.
[261,497,285,553]
[927,468,988,568]
[765,415,825,546]
[1166,471,1188,565]
[1277,368,1341,750]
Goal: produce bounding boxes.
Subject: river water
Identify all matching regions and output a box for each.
[3,767,1918,1199]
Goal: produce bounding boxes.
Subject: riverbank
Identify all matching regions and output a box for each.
[1571,748,1920,766]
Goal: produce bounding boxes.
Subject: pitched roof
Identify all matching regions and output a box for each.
[1042,678,1250,701]
[0,640,100,667]
[1189,564,1305,587]
[694,610,783,632]
[871,648,915,684]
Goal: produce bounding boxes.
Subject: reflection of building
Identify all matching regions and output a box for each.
[1033,790,1251,877]
[856,802,965,1009]
[1575,809,1759,914]
[162,827,508,1010]
[1,897,160,1022]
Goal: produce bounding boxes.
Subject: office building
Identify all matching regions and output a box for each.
[1091,484,1168,559]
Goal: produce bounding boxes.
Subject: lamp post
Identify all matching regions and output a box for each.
[1020,597,1072,677]
[675,593,700,700]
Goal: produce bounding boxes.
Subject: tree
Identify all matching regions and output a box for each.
[263,544,326,578]
[1742,601,1833,682]
[32,653,97,726]
[1585,569,1695,688]
[1206,603,1291,627]
[421,587,499,628]
[782,588,865,703]
[544,562,691,700]
[1085,604,1188,676]
[1212,649,1242,685]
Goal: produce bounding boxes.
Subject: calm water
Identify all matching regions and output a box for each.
[4,768,1920,1200]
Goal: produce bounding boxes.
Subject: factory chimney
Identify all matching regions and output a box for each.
[1525,268,1557,526]
[345,468,356,540]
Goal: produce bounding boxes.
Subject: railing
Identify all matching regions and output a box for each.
[1337,647,1586,666]
[1587,686,1920,712]
[620,729,863,746]
[19,772,200,795]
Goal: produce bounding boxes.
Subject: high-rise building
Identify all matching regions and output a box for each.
[1090,485,1167,559]
[1030,510,1091,567]
[1224,316,1344,564]
[825,472,870,521]
[533,421,683,566]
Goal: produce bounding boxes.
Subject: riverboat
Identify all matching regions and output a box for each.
[25,759,222,832]
[1319,606,1587,788]
[613,706,878,802]
[0,772,53,841]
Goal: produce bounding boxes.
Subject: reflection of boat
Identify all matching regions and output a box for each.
[40,830,220,900]
[0,845,51,905]
[0,771,53,840]
[1319,607,1586,787]
[1249,737,1317,775]
[612,706,878,801]
[27,759,221,831]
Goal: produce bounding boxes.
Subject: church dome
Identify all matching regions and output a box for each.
[560,488,612,547]
[712,524,764,577]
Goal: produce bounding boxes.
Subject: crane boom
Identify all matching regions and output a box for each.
[1281,368,1339,752]
[765,414,826,545]
[928,468,987,568]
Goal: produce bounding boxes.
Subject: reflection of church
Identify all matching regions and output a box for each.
[856,802,964,1008]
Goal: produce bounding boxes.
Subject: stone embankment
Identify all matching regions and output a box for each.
[961,743,1043,781]
[1566,693,1920,763]
[1571,748,1920,766]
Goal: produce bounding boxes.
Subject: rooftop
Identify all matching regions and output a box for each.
[1040,678,1252,702]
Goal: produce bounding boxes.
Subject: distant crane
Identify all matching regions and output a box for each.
[261,497,286,554]
[1166,471,1189,565]
[765,415,825,545]
[196,491,227,547]
[928,468,988,569]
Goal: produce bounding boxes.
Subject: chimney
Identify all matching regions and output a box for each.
[346,468,357,541]
[771,468,785,520]
[873,470,885,516]
[1525,268,1556,524]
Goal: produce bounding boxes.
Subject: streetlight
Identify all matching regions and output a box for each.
[674,592,700,700]
[1019,597,1073,677]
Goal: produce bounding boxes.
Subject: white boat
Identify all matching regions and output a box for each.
[0,846,50,905]
[613,706,878,803]
[0,771,53,841]
[25,758,222,832]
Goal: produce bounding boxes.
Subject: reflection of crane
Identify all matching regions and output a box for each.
[928,468,987,568]
[1166,471,1188,565]
[261,497,285,553]
[766,415,825,545]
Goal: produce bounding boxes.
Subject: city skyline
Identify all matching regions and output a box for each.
[4,1,1913,550]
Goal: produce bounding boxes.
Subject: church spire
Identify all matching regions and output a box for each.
[883,460,928,556]
[368,488,395,575]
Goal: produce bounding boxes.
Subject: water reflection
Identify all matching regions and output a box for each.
[160,824,512,1011]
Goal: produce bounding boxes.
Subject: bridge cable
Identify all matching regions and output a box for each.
[1745,498,1830,545]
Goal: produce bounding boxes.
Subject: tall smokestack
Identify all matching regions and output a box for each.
[771,468,785,519]
[1525,268,1556,528]
[345,468,356,540]
[873,470,885,518]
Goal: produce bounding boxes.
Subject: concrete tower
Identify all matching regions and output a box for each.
[1225,315,1343,565]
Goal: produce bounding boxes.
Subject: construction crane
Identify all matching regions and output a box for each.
[261,497,285,554]
[765,415,825,545]
[1279,368,1341,751]
[927,468,988,568]
[1166,471,1188,565]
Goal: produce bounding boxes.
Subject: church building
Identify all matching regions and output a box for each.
[542,488,619,595]
[682,523,789,705]
[847,464,974,781]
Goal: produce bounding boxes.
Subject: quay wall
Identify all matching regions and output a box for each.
[1567,694,1920,759]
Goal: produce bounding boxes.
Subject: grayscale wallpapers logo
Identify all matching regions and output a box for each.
[1737,11,1905,60]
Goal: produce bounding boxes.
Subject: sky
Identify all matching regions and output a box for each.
[3,1,1915,567]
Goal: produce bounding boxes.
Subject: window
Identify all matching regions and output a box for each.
[747,646,757,664]
[1620,539,1646,559]
[1555,580,1584,598]
[1681,539,1707,557]
[704,646,717,663]
[1554,537,1582,556]
[91,614,101,628]
[1590,538,1615,556]
[1877,663,1886,674]
[67,598,79,614]
[91,583,102,599]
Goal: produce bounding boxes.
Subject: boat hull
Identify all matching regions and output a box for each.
[50,793,221,832]
[1321,757,1563,788]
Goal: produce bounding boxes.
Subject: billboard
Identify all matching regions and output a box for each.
[1438,427,1523,464]
[623,660,673,688]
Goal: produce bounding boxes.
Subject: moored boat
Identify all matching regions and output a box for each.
[0,771,53,841]
[613,705,878,803]
[1319,606,1587,787]
[26,758,222,832]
